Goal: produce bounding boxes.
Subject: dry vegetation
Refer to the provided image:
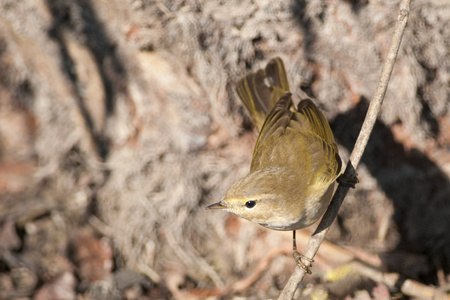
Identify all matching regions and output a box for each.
[0,0,449,299]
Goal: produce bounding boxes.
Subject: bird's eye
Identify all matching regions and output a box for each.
[245,200,256,208]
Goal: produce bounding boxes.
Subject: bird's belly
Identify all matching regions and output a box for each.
[259,217,315,231]
[257,182,335,231]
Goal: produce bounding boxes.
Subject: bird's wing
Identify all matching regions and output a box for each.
[251,97,341,180]
[293,99,336,146]
[251,92,293,150]
[291,99,342,180]
[236,57,290,132]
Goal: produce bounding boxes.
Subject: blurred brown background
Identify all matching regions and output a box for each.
[0,0,449,299]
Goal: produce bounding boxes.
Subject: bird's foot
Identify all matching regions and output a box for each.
[293,250,313,274]
[337,174,359,188]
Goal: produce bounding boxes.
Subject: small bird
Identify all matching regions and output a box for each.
[206,58,342,272]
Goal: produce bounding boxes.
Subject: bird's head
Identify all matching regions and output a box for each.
[206,167,304,230]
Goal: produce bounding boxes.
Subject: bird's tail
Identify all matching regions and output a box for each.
[236,57,290,132]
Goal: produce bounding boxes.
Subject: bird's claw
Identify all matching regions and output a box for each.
[337,174,359,188]
[293,250,313,274]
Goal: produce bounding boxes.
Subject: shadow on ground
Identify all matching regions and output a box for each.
[331,98,450,284]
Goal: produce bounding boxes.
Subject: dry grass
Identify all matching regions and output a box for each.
[0,0,449,299]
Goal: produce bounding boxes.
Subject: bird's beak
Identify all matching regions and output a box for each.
[205,201,227,210]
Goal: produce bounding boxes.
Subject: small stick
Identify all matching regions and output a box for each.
[278,0,411,298]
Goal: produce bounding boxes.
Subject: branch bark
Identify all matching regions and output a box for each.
[279,0,411,298]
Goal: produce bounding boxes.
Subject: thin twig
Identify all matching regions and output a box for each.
[287,232,448,299]
[278,1,411,299]
[348,261,450,300]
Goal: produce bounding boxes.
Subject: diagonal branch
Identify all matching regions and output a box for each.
[279,0,411,298]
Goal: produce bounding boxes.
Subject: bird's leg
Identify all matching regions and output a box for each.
[292,230,313,274]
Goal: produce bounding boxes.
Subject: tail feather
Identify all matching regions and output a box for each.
[236,58,290,131]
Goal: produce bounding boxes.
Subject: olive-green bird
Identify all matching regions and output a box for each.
[206,58,342,272]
